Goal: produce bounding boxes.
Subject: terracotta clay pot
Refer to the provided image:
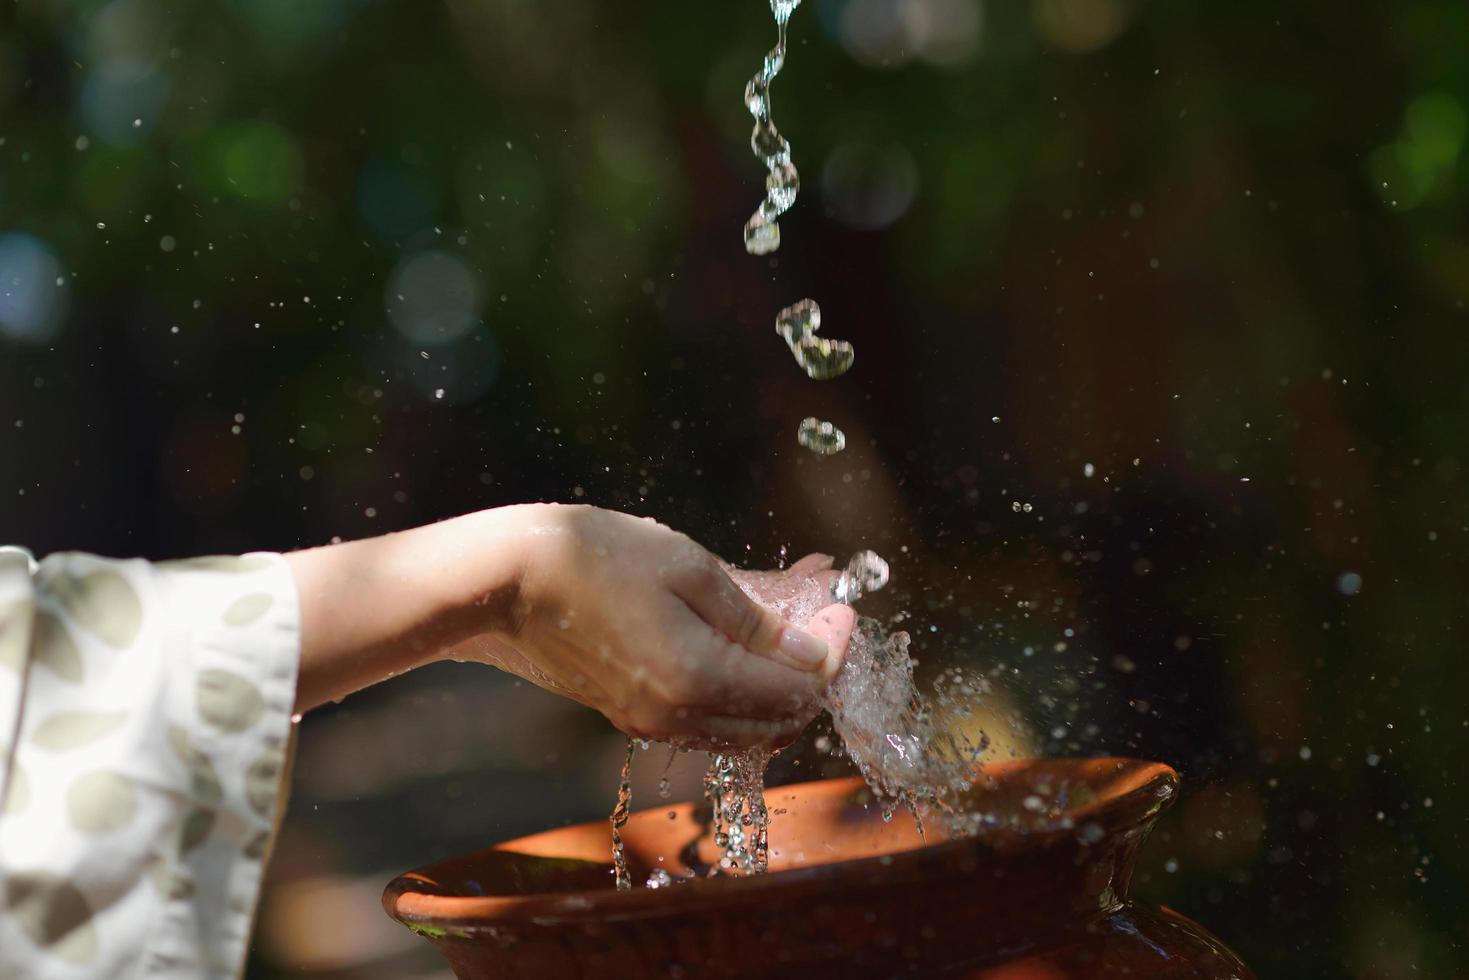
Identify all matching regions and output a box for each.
[384,757,1254,979]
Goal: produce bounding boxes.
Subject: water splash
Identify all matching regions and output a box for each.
[817,545,1001,838]
[822,619,994,839]
[798,416,846,455]
[612,555,998,886]
[776,298,855,380]
[609,737,635,890]
[749,552,993,839]
[832,549,890,604]
[744,0,805,254]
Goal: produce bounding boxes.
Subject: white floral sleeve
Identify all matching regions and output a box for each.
[0,547,301,980]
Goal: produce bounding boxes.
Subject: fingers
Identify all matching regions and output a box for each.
[609,597,851,748]
[670,560,830,673]
[645,599,832,715]
[803,603,856,680]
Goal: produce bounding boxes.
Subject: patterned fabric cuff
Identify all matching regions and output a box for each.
[143,553,301,978]
[0,551,300,980]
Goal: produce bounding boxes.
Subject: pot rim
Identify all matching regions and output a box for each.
[384,756,1177,932]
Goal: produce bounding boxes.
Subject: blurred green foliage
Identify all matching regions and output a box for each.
[2,0,1468,976]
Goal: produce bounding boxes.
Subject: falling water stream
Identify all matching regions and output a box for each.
[742,0,801,256]
[744,0,852,452]
[608,0,991,887]
[610,738,636,890]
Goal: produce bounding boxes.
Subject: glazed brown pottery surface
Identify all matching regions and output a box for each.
[384,758,1255,979]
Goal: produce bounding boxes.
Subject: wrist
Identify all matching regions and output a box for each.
[415,503,551,657]
[288,504,556,711]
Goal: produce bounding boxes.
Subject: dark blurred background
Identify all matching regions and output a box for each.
[3,0,1467,976]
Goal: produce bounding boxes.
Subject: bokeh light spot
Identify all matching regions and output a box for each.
[916,0,983,68]
[821,142,920,230]
[358,157,438,239]
[1033,0,1133,53]
[386,250,483,347]
[206,122,302,203]
[79,59,170,145]
[1372,92,1468,210]
[832,0,984,70]
[0,235,66,344]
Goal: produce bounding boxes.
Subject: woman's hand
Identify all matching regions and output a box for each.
[725,551,845,623]
[287,504,856,749]
[447,506,855,748]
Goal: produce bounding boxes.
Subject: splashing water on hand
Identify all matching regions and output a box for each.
[832,550,889,604]
[612,550,1000,884]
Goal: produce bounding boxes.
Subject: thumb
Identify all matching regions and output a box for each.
[803,603,856,681]
[673,561,832,672]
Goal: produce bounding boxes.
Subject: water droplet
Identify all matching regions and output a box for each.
[776,298,820,343]
[1083,462,1095,478]
[833,550,890,604]
[775,299,854,379]
[766,161,800,212]
[795,336,853,379]
[797,417,845,455]
[751,119,789,163]
[743,211,781,255]
[745,77,769,119]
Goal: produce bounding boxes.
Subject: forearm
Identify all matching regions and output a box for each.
[285,505,537,712]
